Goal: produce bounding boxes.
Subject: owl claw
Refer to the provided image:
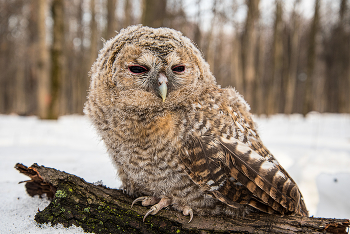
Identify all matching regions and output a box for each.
[143,205,157,222]
[131,196,146,208]
[183,206,193,223]
[131,196,160,208]
[142,197,172,222]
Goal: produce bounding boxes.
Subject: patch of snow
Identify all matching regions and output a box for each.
[1,112,349,233]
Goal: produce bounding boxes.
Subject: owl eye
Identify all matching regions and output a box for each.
[128,65,148,74]
[172,65,185,73]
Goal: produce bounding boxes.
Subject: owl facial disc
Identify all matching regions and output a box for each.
[158,73,168,102]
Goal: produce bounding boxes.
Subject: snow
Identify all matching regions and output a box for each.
[1,113,349,233]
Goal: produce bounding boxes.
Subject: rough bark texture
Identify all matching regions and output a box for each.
[141,0,167,28]
[105,0,118,39]
[241,0,259,112]
[48,0,64,119]
[37,0,49,119]
[15,163,349,234]
[303,0,320,116]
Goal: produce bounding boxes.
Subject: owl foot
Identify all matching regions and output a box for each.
[142,197,172,222]
[131,197,194,223]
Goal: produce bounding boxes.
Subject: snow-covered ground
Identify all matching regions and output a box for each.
[0,113,349,233]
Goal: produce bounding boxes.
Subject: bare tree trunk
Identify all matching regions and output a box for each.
[241,0,259,111]
[267,0,284,115]
[284,0,300,114]
[255,30,265,115]
[124,0,132,28]
[48,0,64,119]
[205,0,218,75]
[215,24,225,85]
[141,0,167,28]
[89,0,98,69]
[76,1,88,115]
[105,0,118,39]
[303,0,320,116]
[37,0,49,119]
[348,31,350,113]
[192,0,202,48]
[231,32,244,95]
[338,0,349,113]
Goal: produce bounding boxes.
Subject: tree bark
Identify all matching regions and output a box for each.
[303,0,320,116]
[266,0,283,115]
[37,0,49,119]
[242,0,259,112]
[48,0,64,119]
[284,0,300,115]
[15,163,349,234]
[141,0,167,28]
[123,0,132,28]
[105,0,118,39]
[89,0,98,68]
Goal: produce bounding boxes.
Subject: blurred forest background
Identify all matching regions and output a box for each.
[0,0,349,119]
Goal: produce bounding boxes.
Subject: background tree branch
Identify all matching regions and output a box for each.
[15,163,349,234]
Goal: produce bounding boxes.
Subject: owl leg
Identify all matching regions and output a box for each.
[142,197,172,222]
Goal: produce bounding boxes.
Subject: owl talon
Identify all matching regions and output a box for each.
[143,205,157,222]
[183,206,193,223]
[131,196,160,208]
[131,196,147,208]
[142,197,172,222]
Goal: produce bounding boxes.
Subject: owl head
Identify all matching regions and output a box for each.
[86,25,216,113]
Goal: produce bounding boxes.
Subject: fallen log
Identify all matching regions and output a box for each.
[15,163,349,234]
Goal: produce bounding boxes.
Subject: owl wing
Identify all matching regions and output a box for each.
[181,135,308,216]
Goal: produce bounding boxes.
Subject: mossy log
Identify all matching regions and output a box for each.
[15,163,349,234]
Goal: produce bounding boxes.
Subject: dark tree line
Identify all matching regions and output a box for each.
[0,0,349,119]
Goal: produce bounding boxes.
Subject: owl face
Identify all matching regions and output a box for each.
[112,44,201,107]
[89,26,216,112]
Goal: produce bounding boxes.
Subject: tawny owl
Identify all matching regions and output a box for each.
[84,25,308,222]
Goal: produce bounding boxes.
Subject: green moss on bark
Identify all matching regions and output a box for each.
[34,181,198,234]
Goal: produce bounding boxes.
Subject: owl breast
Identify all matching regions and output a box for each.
[110,109,194,197]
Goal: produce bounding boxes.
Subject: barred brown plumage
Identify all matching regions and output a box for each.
[84,25,308,222]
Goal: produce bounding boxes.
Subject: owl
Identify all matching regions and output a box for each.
[84,25,308,222]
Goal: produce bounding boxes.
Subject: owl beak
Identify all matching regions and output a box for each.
[158,73,168,102]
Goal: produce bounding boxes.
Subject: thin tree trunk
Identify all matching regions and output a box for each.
[141,0,167,28]
[338,0,349,113]
[124,0,132,28]
[242,0,259,111]
[303,0,320,116]
[205,0,218,75]
[284,1,300,114]
[48,0,64,119]
[192,0,202,48]
[105,0,118,39]
[37,0,49,119]
[89,0,98,69]
[77,1,87,114]
[231,32,244,95]
[256,30,265,115]
[267,0,284,115]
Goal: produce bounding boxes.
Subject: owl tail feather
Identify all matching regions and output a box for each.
[182,136,290,215]
[218,137,308,216]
